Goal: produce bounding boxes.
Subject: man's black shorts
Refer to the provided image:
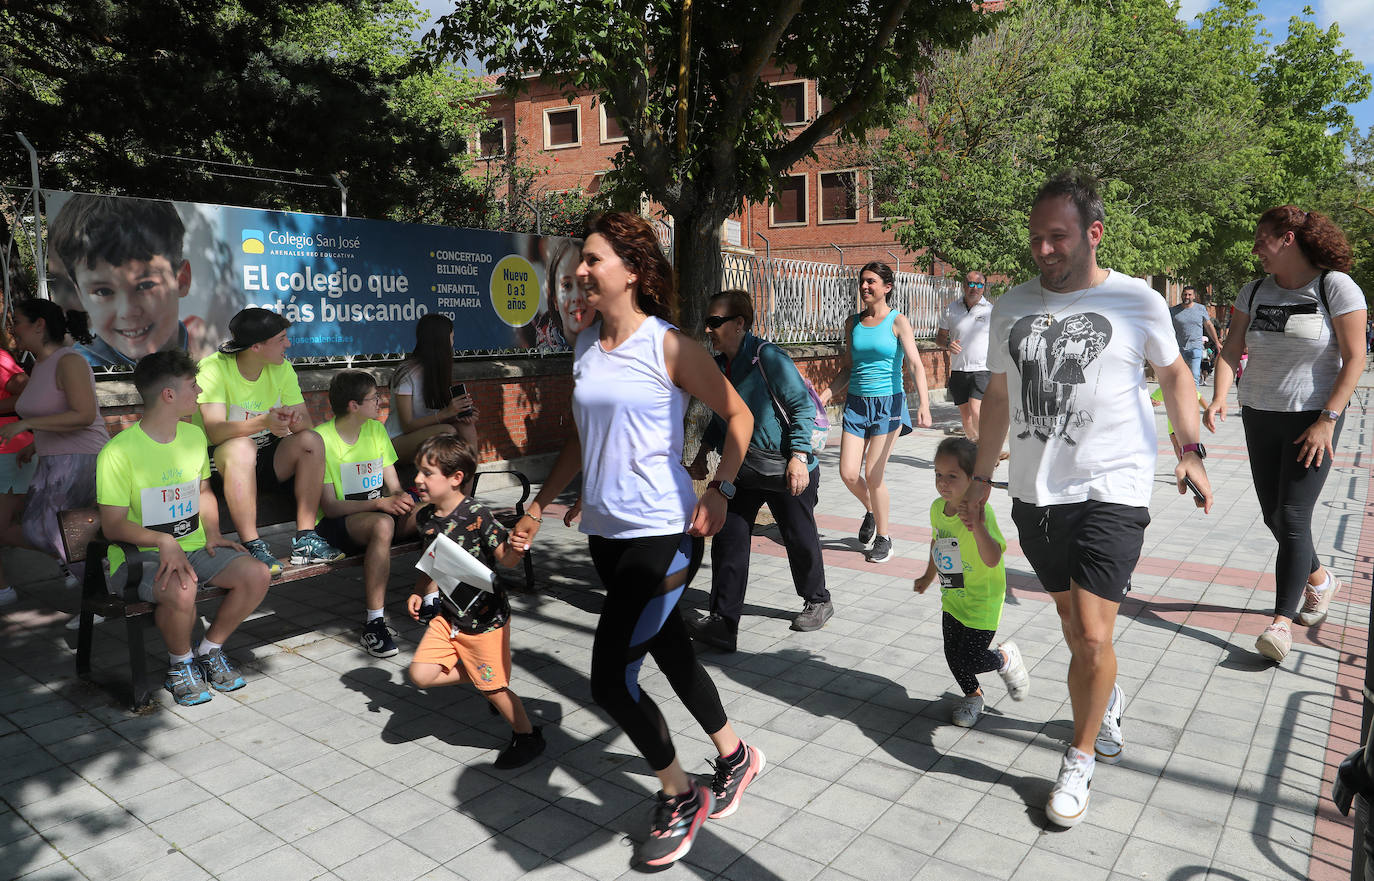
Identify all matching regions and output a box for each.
[948,370,991,406]
[1011,498,1150,603]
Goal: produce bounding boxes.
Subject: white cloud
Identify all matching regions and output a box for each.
[1320,0,1374,59]
[1175,0,1214,22]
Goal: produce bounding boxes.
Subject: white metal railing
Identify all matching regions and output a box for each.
[720,253,959,343]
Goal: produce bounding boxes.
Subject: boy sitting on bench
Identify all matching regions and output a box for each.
[96,351,271,705]
[196,307,342,573]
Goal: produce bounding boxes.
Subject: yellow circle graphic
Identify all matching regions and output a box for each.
[490,255,540,328]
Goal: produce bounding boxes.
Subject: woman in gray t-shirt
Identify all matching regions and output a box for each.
[1205,206,1367,664]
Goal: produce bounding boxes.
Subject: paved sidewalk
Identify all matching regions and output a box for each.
[2,374,1371,881]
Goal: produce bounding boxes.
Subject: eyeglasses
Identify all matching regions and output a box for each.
[966,282,985,290]
[704,315,739,329]
[360,394,380,405]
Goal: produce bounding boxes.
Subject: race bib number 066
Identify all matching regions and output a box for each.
[341,458,385,500]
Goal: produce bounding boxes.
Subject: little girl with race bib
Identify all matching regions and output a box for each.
[914,438,1029,727]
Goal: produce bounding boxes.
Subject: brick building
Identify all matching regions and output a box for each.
[474,71,953,276]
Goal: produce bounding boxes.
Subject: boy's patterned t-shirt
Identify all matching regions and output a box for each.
[418,497,511,634]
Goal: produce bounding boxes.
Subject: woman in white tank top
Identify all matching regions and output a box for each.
[512,212,762,867]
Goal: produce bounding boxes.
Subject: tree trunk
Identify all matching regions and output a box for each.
[672,208,727,339]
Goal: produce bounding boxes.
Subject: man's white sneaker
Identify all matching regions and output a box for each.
[1046,747,1094,828]
[997,640,1030,700]
[1094,683,1125,765]
[1297,577,1341,626]
[952,693,984,728]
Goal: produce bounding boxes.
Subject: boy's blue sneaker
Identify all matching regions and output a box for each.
[290,530,345,565]
[197,646,246,692]
[360,618,399,658]
[242,538,282,575]
[165,659,212,706]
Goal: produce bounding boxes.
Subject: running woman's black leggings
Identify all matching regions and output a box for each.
[1241,407,1345,619]
[942,611,1002,696]
[587,533,728,771]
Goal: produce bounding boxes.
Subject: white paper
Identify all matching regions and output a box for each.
[416,532,495,614]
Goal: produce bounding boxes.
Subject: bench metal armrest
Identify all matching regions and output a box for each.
[469,468,532,518]
[83,537,152,606]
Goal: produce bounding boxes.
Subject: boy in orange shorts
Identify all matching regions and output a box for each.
[405,434,544,769]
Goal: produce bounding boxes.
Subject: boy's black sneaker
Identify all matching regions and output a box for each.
[417,601,439,627]
[494,726,546,769]
[709,741,765,819]
[637,784,713,866]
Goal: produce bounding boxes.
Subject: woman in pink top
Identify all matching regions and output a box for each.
[0,300,108,590]
[0,328,34,606]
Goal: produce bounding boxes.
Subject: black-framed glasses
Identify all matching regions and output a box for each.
[966,282,985,290]
[704,314,739,329]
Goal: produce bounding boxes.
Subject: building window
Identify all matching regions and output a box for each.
[478,119,506,158]
[869,172,903,221]
[599,105,627,143]
[818,92,836,117]
[543,106,582,149]
[819,170,858,224]
[772,81,807,126]
[770,174,807,226]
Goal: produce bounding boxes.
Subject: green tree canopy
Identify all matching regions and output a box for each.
[1,0,487,225]
[426,0,988,333]
[869,0,1370,301]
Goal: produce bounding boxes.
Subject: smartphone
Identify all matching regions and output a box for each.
[449,383,474,418]
[1182,474,1206,505]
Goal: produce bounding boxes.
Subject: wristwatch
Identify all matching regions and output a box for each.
[1180,443,1206,459]
[791,451,808,462]
[707,479,737,500]
[1322,408,1342,422]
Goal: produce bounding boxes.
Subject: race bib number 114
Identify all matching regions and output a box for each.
[140,480,200,539]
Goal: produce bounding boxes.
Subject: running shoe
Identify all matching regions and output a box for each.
[1094,683,1125,764]
[1297,577,1341,626]
[791,600,834,632]
[242,538,283,575]
[637,785,713,866]
[494,727,546,769]
[417,599,439,627]
[709,742,765,819]
[196,646,246,692]
[290,530,345,565]
[165,659,212,706]
[360,618,399,658]
[869,535,893,563]
[858,512,876,546]
[1256,622,1292,662]
[952,693,984,728]
[1046,747,1094,828]
[997,640,1030,700]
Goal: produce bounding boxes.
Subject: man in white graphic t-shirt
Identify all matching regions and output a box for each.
[936,271,995,441]
[960,170,1213,830]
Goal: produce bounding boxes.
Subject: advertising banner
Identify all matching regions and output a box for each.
[41,190,585,367]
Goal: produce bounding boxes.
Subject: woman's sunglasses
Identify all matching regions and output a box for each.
[704,314,739,329]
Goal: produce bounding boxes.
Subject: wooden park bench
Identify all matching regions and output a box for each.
[60,468,533,708]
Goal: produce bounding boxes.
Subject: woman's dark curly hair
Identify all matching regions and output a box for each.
[1258,206,1353,273]
[582,212,675,323]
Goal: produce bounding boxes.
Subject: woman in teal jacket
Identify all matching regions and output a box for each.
[688,290,833,653]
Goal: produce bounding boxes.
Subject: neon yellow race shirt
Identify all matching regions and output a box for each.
[96,422,212,553]
[195,351,305,440]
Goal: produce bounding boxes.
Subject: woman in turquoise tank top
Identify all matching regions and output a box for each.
[821,261,931,563]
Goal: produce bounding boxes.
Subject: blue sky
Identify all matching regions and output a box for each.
[416,0,1372,135]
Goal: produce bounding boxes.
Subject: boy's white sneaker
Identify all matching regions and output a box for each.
[1046,747,1094,828]
[1094,683,1125,765]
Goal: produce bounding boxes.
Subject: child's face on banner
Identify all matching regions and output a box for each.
[72,255,190,361]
